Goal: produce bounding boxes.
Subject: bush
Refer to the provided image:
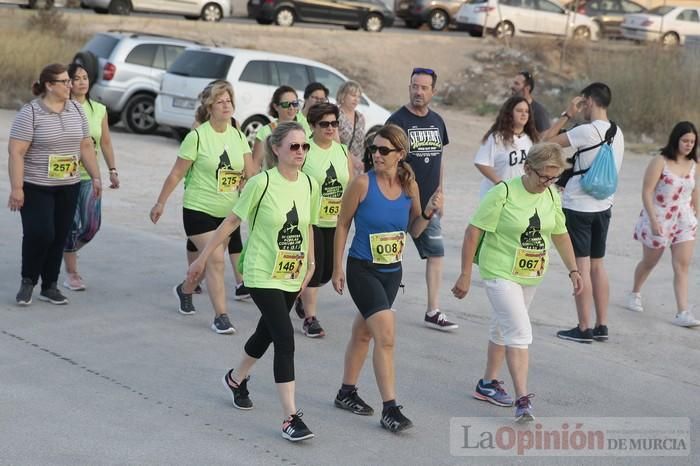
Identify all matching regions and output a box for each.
[26,8,68,34]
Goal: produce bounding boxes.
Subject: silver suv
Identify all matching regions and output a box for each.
[73,31,198,134]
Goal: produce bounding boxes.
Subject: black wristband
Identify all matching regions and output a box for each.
[421,210,432,221]
[568,270,580,278]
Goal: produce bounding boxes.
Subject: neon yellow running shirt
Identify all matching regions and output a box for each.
[302,140,350,228]
[79,100,107,180]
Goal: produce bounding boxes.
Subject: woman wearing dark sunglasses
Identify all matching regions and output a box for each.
[331,124,442,433]
[294,103,355,338]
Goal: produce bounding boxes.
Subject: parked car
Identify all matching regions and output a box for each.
[247,0,394,31]
[5,0,60,9]
[564,0,646,38]
[155,46,391,143]
[456,0,599,39]
[81,0,233,21]
[395,0,466,31]
[73,32,199,134]
[621,5,700,45]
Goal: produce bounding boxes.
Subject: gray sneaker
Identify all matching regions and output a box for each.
[38,283,68,305]
[173,283,196,315]
[473,379,514,407]
[212,314,236,334]
[16,278,34,306]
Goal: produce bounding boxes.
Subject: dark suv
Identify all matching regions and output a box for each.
[248,0,395,32]
[395,0,466,30]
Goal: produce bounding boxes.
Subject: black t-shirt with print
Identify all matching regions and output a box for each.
[387,106,449,209]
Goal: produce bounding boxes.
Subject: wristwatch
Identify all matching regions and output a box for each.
[560,111,571,119]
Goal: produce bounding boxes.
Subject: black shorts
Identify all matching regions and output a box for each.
[308,226,335,288]
[182,208,242,254]
[346,256,402,319]
[564,208,612,259]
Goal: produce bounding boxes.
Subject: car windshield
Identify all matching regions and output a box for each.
[648,5,673,15]
[168,50,233,79]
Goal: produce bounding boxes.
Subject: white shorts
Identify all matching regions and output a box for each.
[484,279,537,348]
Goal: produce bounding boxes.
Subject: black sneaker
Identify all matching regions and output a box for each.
[38,284,68,305]
[303,317,325,338]
[294,297,305,319]
[592,325,608,342]
[556,326,593,343]
[16,278,34,306]
[282,410,314,442]
[212,314,236,334]
[222,369,253,410]
[380,405,413,433]
[173,283,196,315]
[234,282,250,300]
[335,388,374,416]
[424,310,459,331]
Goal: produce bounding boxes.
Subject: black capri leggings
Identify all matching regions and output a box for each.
[346,257,402,320]
[308,226,335,287]
[182,208,242,254]
[244,288,298,383]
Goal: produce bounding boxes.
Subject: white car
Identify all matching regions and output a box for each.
[621,5,700,45]
[81,0,232,21]
[155,46,391,143]
[456,0,599,40]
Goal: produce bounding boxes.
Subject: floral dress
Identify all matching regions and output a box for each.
[338,109,366,162]
[633,160,697,248]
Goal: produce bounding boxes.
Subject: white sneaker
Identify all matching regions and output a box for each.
[672,311,700,328]
[625,292,643,312]
[62,273,86,291]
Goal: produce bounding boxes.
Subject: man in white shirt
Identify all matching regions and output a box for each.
[547,82,625,344]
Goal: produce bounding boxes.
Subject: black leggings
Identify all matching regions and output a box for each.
[20,182,80,288]
[245,288,298,383]
[308,226,335,287]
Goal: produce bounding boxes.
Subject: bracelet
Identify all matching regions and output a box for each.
[568,270,580,277]
[421,210,432,221]
[109,167,117,172]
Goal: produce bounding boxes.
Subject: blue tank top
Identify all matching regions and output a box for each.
[348,170,412,265]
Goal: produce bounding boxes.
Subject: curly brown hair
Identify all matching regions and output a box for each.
[482,96,539,145]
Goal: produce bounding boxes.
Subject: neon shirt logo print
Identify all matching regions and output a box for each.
[513,209,546,278]
[274,202,305,280]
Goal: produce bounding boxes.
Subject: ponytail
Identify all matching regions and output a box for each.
[397,158,415,194]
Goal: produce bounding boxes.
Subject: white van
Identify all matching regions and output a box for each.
[154,46,391,143]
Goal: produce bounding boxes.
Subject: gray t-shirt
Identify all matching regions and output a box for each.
[530,99,551,133]
[10,99,89,187]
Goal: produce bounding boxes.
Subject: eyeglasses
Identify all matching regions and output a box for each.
[412,67,436,78]
[531,166,560,184]
[278,100,300,109]
[289,143,311,152]
[369,145,399,156]
[51,79,72,86]
[317,120,339,129]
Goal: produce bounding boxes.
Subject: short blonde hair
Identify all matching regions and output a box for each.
[525,143,568,172]
[195,80,235,123]
[336,80,362,105]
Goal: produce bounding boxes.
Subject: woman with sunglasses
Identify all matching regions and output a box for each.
[61,63,120,292]
[452,143,582,423]
[331,124,442,433]
[10,63,102,306]
[475,96,539,199]
[187,121,320,442]
[150,81,253,335]
[252,86,309,172]
[294,103,354,338]
[337,80,366,174]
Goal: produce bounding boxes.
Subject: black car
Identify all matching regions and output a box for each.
[248,0,395,32]
[565,0,646,38]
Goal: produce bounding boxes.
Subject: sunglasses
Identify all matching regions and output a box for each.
[520,70,532,80]
[369,145,399,156]
[317,120,339,128]
[289,143,311,152]
[412,67,436,77]
[531,166,560,184]
[278,100,300,109]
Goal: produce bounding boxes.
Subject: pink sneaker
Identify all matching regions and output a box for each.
[63,273,86,291]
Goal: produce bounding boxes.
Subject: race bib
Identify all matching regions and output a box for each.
[320,197,341,222]
[272,250,305,280]
[512,248,547,278]
[217,169,243,193]
[48,154,78,179]
[369,231,406,265]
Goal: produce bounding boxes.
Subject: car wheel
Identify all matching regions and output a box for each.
[123,94,158,134]
[344,25,360,30]
[201,2,223,22]
[573,26,591,40]
[404,20,421,29]
[494,21,514,39]
[242,115,270,147]
[428,9,449,31]
[661,31,680,46]
[94,7,109,13]
[256,18,273,24]
[108,0,131,15]
[363,13,384,32]
[275,7,295,27]
[72,51,99,86]
[107,111,121,127]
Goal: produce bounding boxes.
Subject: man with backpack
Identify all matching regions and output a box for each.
[546,83,625,343]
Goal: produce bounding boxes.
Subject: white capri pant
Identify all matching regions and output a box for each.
[484,278,537,349]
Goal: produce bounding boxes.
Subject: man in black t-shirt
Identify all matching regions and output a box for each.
[511,71,551,134]
[387,67,458,332]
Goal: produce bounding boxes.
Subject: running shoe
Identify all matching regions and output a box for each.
[672,311,700,328]
[556,326,593,343]
[515,394,535,423]
[38,284,68,305]
[16,278,34,306]
[282,410,314,442]
[212,314,236,334]
[222,369,253,410]
[592,325,609,341]
[473,379,514,407]
[626,292,644,312]
[424,310,459,331]
[303,317,325,338]
[294,297,305,319]
[173,283,196,315]
[335,388,374,415]
[62,273,86,291]
[380,405,413,433]
[234,282,250,300]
